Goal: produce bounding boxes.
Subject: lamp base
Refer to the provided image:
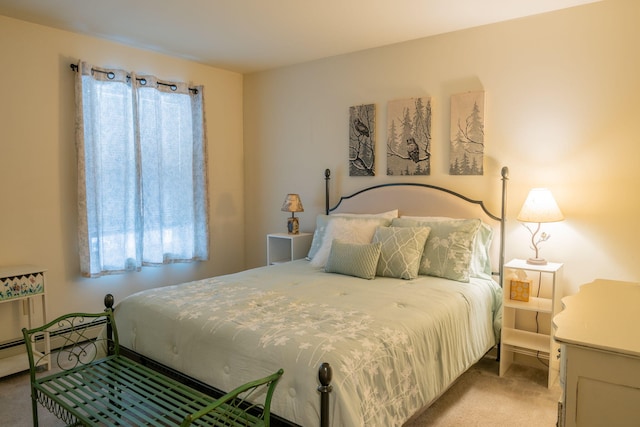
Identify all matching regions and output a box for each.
[526,257,547,265]
[287,217,299,235]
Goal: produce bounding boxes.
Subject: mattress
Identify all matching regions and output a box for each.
[114,259,502,426]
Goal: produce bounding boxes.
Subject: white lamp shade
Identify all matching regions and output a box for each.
[517,188,564,223]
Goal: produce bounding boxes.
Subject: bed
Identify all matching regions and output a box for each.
[112,167,509,427]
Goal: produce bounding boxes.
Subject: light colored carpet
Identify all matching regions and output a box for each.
[404,355,561,426]
[0,354,560,426]
[0,370,64,426]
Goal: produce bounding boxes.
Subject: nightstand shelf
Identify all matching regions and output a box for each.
[0,265,50,377]
[503,296,553,313]
[502,328,552,354]
[266,233,313,265]
[500,258,563,389]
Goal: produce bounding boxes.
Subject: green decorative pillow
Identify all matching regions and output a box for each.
[392,217,481,282]
[324,240,382,280]
[401,215,494,279]
[372,226,431,280]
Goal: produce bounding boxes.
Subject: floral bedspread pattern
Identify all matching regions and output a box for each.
[115,261,501,426]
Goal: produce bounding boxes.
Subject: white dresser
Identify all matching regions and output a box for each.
[553,279,640,427]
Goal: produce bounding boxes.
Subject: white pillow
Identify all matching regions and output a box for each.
[309,216,392,267]
[307,210,398,260]
[332,209,398,219]
[401,215,451,222]
[307,215,332,260]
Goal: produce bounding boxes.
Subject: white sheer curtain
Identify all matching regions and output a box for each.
[75,62,208,277]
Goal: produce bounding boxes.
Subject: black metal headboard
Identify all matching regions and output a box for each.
[323,167,509,284]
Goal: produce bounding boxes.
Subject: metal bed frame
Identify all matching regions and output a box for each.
[44,166,508,427]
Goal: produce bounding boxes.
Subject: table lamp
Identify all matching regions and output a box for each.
[281,194,304,234]
[517,188,564,265]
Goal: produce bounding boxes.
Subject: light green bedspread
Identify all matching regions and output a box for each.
[115,260,502,426]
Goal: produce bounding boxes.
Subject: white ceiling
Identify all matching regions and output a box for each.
[0,0,600,74]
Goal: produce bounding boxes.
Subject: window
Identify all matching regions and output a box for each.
[75,62,208,277]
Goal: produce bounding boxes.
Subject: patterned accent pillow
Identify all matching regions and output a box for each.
[309,216,392,268]
[401,216,494,279]
[307,210,398,260]
[372,226,431,280]
[392,217,481,282]
[324,240,382,280]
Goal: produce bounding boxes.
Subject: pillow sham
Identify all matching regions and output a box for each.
[392,217,481,282]
[469,222,494,279]
[401,215,494,279]
[309,216,392,268]
[372,226,430,280]
[307,211,397,261]
[307,215,331,260]
[401,215,451,222]
[324,240,382,280]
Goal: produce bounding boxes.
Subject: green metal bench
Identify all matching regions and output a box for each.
[22,307,283,427]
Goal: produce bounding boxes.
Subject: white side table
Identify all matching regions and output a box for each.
[0,265,50,377]
[266,233,313,265]
[499,258,563,388]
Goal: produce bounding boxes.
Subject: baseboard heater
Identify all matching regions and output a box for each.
[0,318,106,355]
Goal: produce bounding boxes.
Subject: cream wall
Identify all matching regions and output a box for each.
[0,16,244,341]
[2,0,639,344]
[244,0,640,296]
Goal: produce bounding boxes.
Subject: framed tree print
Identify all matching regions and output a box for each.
[450,91,484,175]
[386,97,431,176]
[349,103,375,176]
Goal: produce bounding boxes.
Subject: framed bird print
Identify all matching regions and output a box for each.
[450,91,484,175]
[386,97,431,176]
[349,103,376,176]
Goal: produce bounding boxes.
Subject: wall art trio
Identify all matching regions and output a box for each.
[348,90,484,177]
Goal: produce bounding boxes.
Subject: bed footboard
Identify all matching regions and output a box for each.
[318,362,333,427]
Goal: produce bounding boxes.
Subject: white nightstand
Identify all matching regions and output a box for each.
[499,258,563,388]
[266,233,313,265]
[0,265,50,377]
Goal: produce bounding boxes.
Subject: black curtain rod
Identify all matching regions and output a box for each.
[70,64,198,94]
